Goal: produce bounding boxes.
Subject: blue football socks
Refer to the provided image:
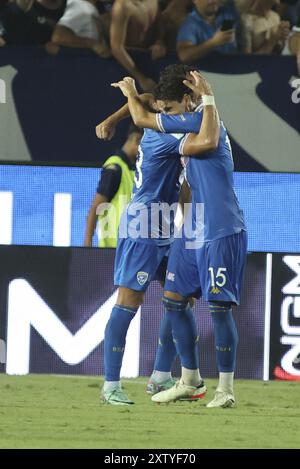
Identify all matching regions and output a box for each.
[104,304,138,382]
[209,302,238,373]
[163,296,199,370]
[153,312,177,373]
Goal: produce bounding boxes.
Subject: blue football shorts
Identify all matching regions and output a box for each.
[114,237,170,292]
[164,230,248,305]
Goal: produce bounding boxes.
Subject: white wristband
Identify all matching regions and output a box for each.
[202,95,215,106]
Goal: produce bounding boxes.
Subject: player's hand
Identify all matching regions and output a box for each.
[111,77,138,98]
[183,70,213,98]
[0,37,6,47]
[95,118,116,140]
[211,29,234,47]
[150,41,167,60]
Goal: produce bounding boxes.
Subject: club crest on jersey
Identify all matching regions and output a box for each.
[137,271,149,286]
[210,287,221,294]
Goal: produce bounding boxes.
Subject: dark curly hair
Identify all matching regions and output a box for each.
[154,64,197,103]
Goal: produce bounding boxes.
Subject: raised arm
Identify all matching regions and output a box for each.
[180,72,220,156]
[52,25,96,50]
[110,78,160,129]
[95,93,154,140]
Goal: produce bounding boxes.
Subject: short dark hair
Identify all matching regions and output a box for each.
[127,123,143,139]
[154,64,196,103]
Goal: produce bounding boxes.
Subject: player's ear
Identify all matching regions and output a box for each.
[184,94,193,112]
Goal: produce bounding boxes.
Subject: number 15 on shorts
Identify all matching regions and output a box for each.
[208,267,227,288]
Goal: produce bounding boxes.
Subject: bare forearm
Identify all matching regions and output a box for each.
[110,94,153,123]
[177,40,216,63]
[112,47,145,81]
[96,92,153,139]
[84,210,97,246]
[127,95,148,126]
[254,36,278,54]
[184,106,220,155]
[52,27,94,49]
[109,102,131,123]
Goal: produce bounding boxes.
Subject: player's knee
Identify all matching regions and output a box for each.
[164,290,185,302]
[117,287,144,309]
[163,293,188,312]
[209,301,233,311]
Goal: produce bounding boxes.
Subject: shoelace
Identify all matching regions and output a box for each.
[106,389,126,400]
[213,390,234,401]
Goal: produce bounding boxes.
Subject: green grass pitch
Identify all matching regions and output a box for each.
[0,374,299,449]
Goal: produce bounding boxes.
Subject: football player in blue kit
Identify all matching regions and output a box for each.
[97,67,218,405]
[115,66,247,408]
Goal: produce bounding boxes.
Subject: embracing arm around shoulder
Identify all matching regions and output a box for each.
[95,93,154,140]
[127,96,159,129]
[181,104,220,156]
[110,77,160,130]
[180,72,220,156]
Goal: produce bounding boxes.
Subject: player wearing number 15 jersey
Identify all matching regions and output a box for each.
[157,102,247,407]
[159,107,247,305]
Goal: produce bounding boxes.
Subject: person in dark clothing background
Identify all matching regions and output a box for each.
[0,0,66,45]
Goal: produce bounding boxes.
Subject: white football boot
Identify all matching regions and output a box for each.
[151,378,207,403]
[206,390,236,408]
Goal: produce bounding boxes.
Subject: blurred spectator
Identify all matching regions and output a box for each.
[110,0,167,92]
[0,0,66,45]
[282,20,300,75]
[34,0,66,23]
[276,0,300,26]
[277,0,300,74]
[176,0,245,63]
[160,0,193,50]
[51,0,110,57]
[234,0,254,13]
[282,27,300,73]
[243,0,290,53]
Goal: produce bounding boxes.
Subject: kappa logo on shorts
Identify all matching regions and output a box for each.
[167,272,175,282]
[137,271,149,286]
[210,287,221,294]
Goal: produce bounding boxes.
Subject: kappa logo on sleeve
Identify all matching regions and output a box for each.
[167,272,175,282]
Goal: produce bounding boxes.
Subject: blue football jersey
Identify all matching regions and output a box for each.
[159,110,246,242]
[122,128,184,245]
